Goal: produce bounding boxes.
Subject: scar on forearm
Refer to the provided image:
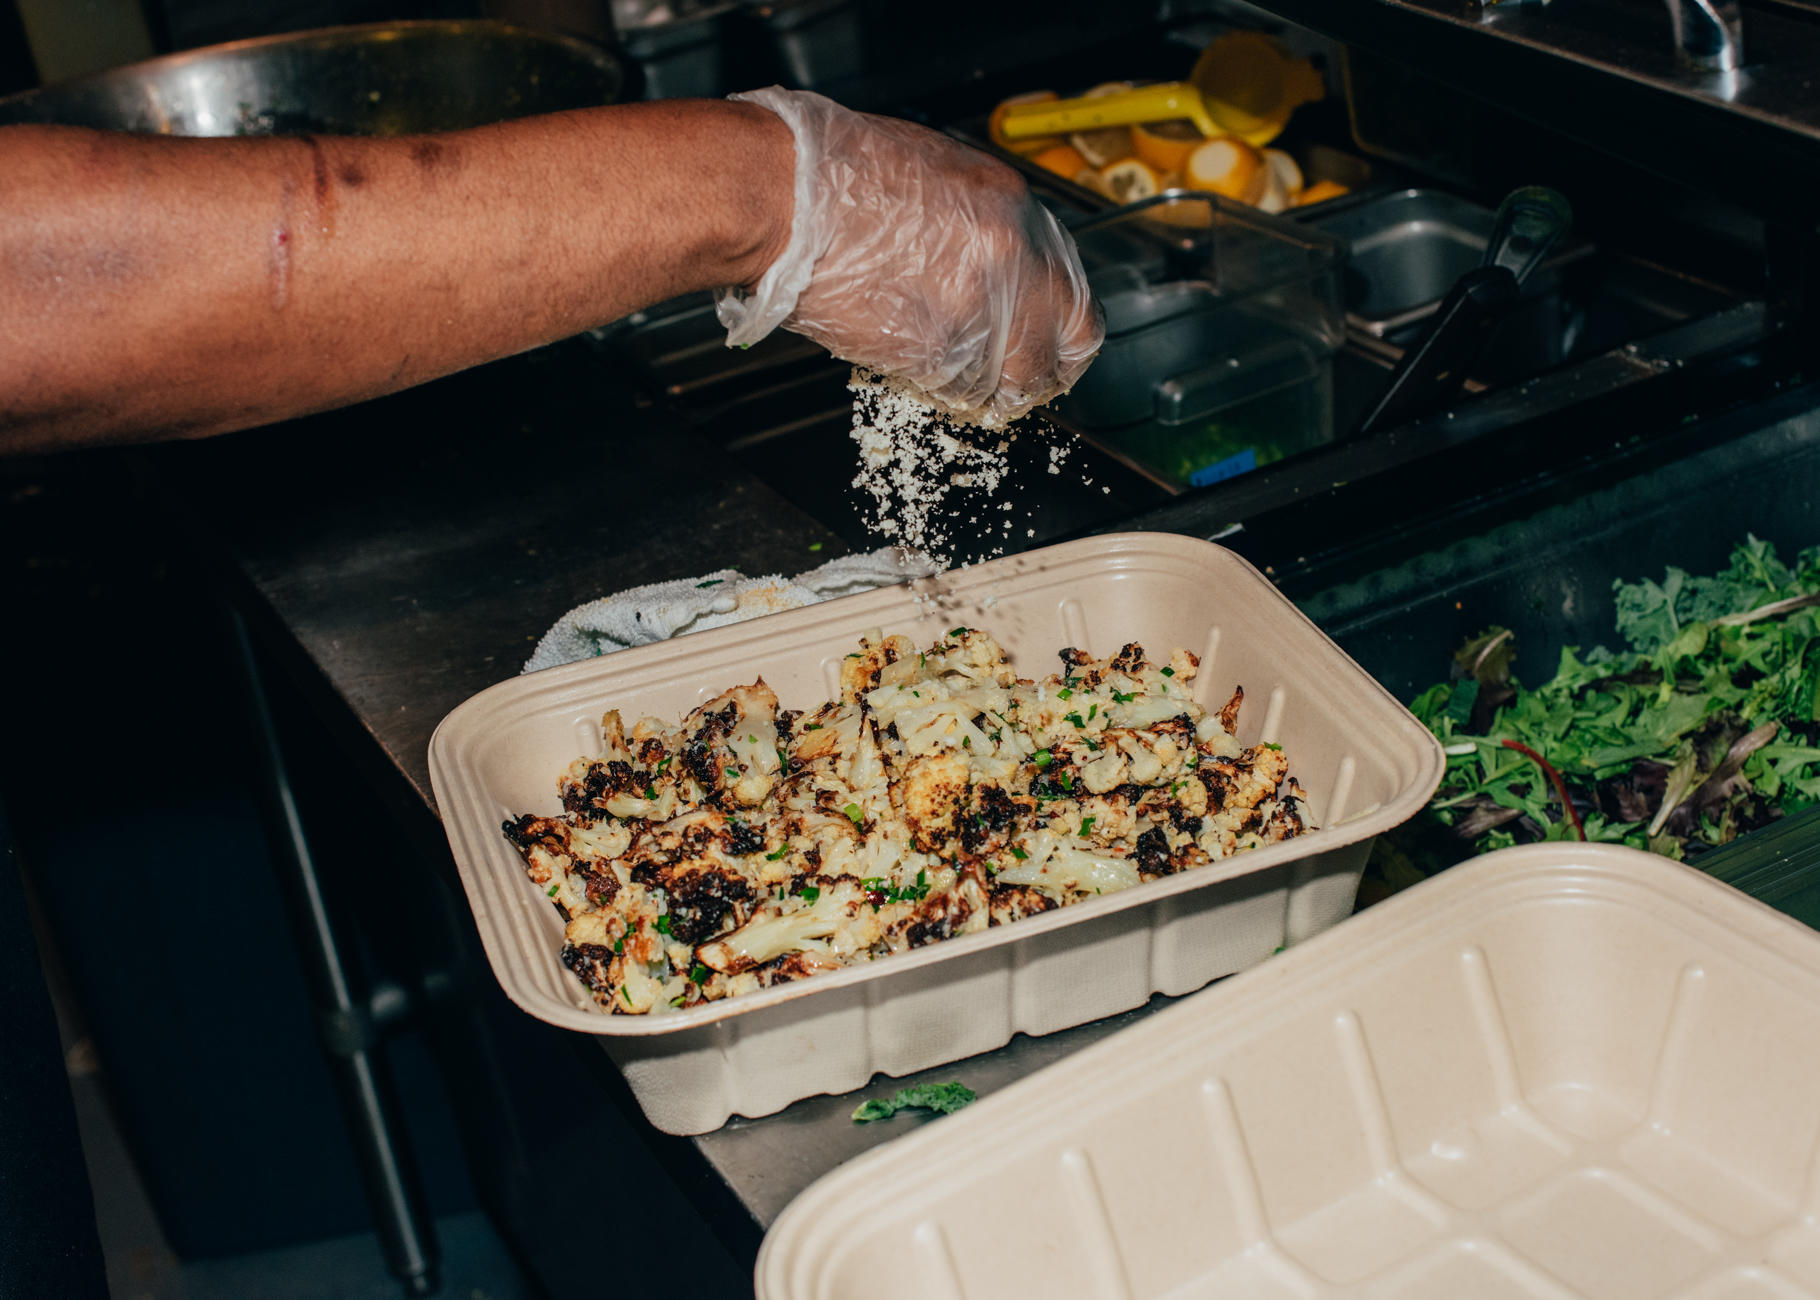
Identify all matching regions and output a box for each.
[300,134,337,240]
[269,173,294,311]
[408,138,460,175]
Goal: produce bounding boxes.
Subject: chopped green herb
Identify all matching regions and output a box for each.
[724,766,739,779]
[991,730,1003,744]
[644,784,658,800]
[1088,704,1098,721]
[851,1081,977,1123]
[766,846,789,861]
[1032,749,1053,769]
[846,652,862,659]
[670,994,687,1007]
[654,914,673,935]
[799,885,820,904]
[747,734,757,743]
[843,802,864,824]
[809,541,824,552]
[1009,844,1029,861]
[913,690,920,698]
[1112,690,1136,704]
[546,882,561,898]
[1058,771,1074,791]
[690,962,710,985]
[1160,666,1175,677]
[696,579,723,588]
[1057,687,1073,701]
[1079,816,1096,837]
[655,755,672,773]
[919,652,925,668]
[803,722,823,731]
[1187,752,1200,769]
[949,627,968,637]
[1263,742,1283,751]
[621,987,634,1006]
[962,735,972,749]
[613,937,623,953]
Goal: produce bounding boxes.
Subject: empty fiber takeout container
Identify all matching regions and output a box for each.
[427,533,1445,1134]
[759,842,1820,1298]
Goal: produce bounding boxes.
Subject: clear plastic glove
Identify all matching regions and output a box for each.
[715,87,1104,428]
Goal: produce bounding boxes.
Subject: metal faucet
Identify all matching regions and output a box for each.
[1666,0,1745,70]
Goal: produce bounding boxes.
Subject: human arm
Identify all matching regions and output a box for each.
[1,90,1102,455]
[0,99,794,454]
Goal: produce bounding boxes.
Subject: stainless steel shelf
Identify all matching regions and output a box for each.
[1255,0,1820,225]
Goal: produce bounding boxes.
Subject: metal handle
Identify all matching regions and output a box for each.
[1667,0,1744,70]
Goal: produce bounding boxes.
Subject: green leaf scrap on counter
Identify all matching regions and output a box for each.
[1367,537,1820,904]
[851,1081,977,1124]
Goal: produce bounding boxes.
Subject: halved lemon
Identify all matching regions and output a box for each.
[1099,157,1162,205]
[1070,125,1134,169]
[1263,148,1305,199]
[1133,119,1206,174]
[989,90,1062,157]
[1183,137,1266,204]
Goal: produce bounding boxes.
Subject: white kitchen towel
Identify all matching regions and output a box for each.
[522,546,941,674]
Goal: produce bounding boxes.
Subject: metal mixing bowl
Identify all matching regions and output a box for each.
[0,20,622,135]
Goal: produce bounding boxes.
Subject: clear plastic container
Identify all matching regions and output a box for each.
[1058,192,1346,489]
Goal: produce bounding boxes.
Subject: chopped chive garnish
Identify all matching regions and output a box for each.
[1057,687,1073,701]
[1087,704,1097,721]
[621,987,634,1006]
[654,914,673,935]
[843,803,864,824]
[696,579,723,588]
[800,886,820,903]
[766,846,788,860]
[747,734,756,743]
[1160,666,1175,677]
[846,653,862,659]
[919,652,925,667]
[724,766,739,779]
[1065,711,1084,728]
[804,722,823,731]
[644,784,658,799]
[656,756,672,772]
[690,962,710,985]
[670,994,687,1007]
[809,541,824,551]
[546,882,561,897]
[1264,742,1282,751]
[613,937,623,953]
[949,627,968,637]
[1032,749,1053,769]
[1079,816,1096,837]
[1112,690,1135,704]
[1009,844,1028,860]
[962,735,971,748]
[1058,771,1074,790]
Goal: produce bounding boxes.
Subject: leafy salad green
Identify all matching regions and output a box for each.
[850,1081,977,1124]
[1368,537,1820,899]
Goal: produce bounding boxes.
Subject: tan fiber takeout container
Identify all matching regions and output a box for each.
[759,843,1820,1298]
[428,533,1445,1134]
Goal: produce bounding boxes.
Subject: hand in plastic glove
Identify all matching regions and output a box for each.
[715,88,1104,428]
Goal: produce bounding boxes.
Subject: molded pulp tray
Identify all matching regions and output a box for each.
[758,843,1820,1299]
[427,533,1445,1134]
